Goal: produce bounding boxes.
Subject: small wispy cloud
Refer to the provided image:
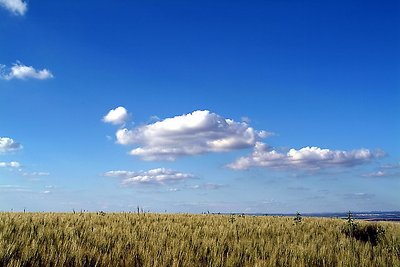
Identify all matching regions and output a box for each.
[22,172,50,177]
[0,185,53,195]
[0,0,27,16]
[362,171,388,178]
[344,192,375,200]
[363,169,400,179]
[362,161,400,178]
[0,161,21,168]
[0,184,30,193]
[104,168,194,186]
[228,142,384,170]
[381,162,400,169]
[287,186,310,191]
[167,188,180,192]
[1,62,53,80]
[0,184,21,188]
[190,183,224,190]
[0,137,22,153]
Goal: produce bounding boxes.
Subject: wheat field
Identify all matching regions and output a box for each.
[0,212,399,266]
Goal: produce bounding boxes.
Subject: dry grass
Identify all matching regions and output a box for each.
[0,212,399,266]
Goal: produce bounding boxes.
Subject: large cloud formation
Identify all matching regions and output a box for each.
[113,109,269,160]
[0,0,27,15]
[103,107,383,170]
[228,142,384,170]
[1,62,53,80]
[104,168,194,185]
[0,137,22,153]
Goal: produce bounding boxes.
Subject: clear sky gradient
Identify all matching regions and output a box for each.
[1,0,399,213]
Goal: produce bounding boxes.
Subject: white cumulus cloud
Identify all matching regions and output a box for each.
[103,106,130,125]
[0,137,22,153]
[115,110,269,160]
[0,161,21,168]
[0,0,27,15]
[228,142,384,170]
[104,168,194,185]
[1,62,53,80]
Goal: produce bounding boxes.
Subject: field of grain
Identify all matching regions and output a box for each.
[0,212,399,266]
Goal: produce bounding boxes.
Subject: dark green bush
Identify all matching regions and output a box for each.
[342,222,385,246]
[294,212,302,224]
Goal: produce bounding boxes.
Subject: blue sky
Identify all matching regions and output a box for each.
[0,0,399,213]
